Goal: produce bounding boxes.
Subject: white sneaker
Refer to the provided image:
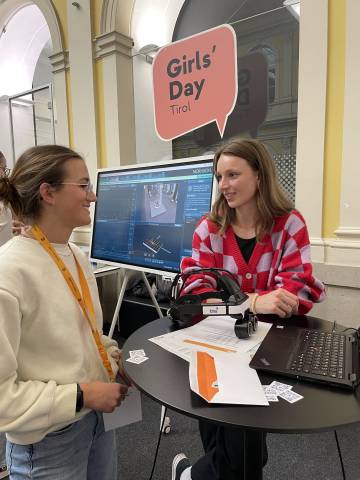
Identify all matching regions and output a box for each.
[172,453,191,480]
[0,465,9,479]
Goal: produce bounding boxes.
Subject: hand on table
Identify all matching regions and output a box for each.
[254,289,299,318]
[80,381,129,413]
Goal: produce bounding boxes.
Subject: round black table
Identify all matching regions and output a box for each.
[122,315,360,479]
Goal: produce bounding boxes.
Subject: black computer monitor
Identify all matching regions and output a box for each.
[89,156,215,276]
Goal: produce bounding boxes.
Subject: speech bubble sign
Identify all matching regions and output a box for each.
[153,24,237,141]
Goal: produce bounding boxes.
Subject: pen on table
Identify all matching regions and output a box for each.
[183,339,236,353]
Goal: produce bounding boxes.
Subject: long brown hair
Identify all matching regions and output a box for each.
[208,138,293,240]
[0,145,83,222]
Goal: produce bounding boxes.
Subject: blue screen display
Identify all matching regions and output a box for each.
[90,157,214,274]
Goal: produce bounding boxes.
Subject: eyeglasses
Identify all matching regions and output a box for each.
[53,182,94,193]
[0,167,10,176]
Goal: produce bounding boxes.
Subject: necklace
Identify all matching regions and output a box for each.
[232,224,256,239]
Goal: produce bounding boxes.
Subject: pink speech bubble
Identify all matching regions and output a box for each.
[153,25,237,141]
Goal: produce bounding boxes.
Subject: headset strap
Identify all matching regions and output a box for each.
[198,291,227,301]
[31,225,115,382]
[172,267,238,299]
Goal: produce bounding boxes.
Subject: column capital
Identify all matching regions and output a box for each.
[94,31,134,60]
[49,50,69,73]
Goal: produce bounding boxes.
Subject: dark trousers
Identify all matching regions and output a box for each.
[191,420,267,480]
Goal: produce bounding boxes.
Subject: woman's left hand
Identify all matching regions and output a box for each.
[111,350,133,386]
[252,289,299,318]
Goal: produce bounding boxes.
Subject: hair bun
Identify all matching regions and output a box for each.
[0,175,19,206]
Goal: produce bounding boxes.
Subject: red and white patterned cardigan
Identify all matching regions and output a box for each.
[180,210,326,314]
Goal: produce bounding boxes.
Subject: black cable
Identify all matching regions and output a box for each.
[148,406,168,480]
[331,322,358,336]
[334,430,346,480]
[338,327,358,335]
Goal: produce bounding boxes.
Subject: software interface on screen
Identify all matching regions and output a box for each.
[90,158,214,274]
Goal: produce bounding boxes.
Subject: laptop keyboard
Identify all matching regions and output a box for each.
[289,330,346,379]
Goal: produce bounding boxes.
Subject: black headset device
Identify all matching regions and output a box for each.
[168,268,258,339]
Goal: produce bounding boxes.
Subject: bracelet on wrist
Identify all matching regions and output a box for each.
[250,293,259,314]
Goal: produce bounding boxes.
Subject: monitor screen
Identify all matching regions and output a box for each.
[90,156,215,276]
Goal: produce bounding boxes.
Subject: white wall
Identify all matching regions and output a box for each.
[67,0,98,180]
[131,0,185,164]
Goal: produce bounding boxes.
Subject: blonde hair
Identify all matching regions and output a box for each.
[208,138,293,240]
[0,145,83,222]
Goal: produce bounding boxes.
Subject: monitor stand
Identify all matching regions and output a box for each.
[108,269,164,339]
[108,269,171,434]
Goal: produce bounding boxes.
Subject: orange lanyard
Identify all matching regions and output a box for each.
[31,224,115,382]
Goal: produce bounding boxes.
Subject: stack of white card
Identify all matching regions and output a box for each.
[262,381,303,404]
[126,349,149,364]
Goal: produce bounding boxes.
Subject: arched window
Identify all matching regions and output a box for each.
[0,4,53,162]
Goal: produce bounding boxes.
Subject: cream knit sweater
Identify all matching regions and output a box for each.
[0,236,119,445]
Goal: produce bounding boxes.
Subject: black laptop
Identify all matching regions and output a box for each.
[249,323,360,390]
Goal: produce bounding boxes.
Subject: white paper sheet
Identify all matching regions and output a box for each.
[189,350,269,405]
[149,316,272,362]
[103,387,142,431]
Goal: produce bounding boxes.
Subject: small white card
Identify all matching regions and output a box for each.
[103,387,142,431]
[265,393,279,402]
[129,349,146,358]
[126,356,149,364]
[278,389,303,404]
[263,385,278,396]
[268,381,293,394]
[262,382,300,403]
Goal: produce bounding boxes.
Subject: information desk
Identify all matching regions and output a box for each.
[122,315,360,479]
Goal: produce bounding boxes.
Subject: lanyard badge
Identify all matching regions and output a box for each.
[31,224,115,382]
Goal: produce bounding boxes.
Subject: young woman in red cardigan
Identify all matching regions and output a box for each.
[172,138,326,480]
